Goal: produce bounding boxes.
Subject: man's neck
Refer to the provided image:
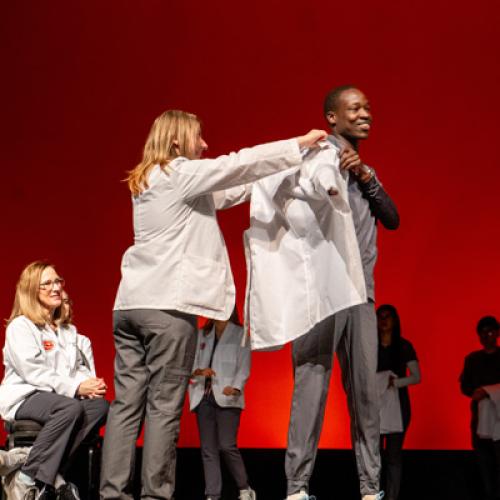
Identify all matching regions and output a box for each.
[333,131,359,152]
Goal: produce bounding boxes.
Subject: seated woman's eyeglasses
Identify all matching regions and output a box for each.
[39,278,65,290]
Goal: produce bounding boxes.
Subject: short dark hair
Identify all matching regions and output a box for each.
[323,84,357,117]
[476,315,499,334]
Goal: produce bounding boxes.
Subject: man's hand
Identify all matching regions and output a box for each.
[472,387,489,401]
[77,377,107,399]
[340,148,362,173]
[222,386,241,396]
[192,368,216,378]
[340,148,373,183]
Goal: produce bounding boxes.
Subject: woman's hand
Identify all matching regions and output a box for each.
[192,368,216,378]
[77,377,107,399]
[297,129,328,149]
[222,386,241,396]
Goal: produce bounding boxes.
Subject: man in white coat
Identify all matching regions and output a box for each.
[284,86,400,500]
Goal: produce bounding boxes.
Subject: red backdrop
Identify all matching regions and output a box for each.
[1,0,499,450]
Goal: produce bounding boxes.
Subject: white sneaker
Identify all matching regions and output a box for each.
[286,491,316,500]
[362,492,385,500]
[0,448,30,476]
[239,487,256,500]
[3,470,37,500]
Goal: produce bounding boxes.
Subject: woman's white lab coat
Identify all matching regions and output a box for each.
[189,323,250,410]
[0,315,96,421]
[113,139,302,321]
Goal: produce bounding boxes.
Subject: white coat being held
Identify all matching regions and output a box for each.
[189,322,250,410]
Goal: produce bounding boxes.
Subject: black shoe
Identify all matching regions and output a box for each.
[55,483,80,500]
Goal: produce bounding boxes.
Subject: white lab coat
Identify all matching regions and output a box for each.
[477,384,500,441]
[0,315,96,421]
[376,371,404,434]
[113,139,302,321]
[244,141,366,350]
[189,323,250,410]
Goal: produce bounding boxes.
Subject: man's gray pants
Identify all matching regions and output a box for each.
[100,309,197,500]
[16,391,109,486]
[285,302,381,497]
[195,393,249,499]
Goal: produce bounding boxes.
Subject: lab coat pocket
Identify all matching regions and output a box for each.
[179,254,226,311]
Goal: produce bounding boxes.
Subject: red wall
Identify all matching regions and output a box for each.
[1,0,499,449]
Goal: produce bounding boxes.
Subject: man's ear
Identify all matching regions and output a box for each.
[326,111,336,126]
[172,139,180,155]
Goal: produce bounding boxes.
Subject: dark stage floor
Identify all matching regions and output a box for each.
[66,447,484,500]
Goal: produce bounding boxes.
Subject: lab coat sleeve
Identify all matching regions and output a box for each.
[190,332,205,387]
[77,335,96,378]
[5,321,81,398]
[393,360,421,388]
[213,184,253,210]
[232,343,251,391]
[171,139,302,201]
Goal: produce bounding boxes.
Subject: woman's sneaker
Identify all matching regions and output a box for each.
[239,488,256,500]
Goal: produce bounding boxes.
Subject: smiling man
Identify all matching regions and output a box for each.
[284,86,399,500]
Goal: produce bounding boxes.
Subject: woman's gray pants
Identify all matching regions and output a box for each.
[16,391,109,486]
[100,309,197,500]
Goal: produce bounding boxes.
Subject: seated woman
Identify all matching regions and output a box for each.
[189,309,254,500]
[0,261,109,500]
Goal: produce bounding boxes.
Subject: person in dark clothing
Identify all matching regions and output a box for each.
[460,315,500,500]
[376,304,421,500]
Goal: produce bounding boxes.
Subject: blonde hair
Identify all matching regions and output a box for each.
[8,261,68,327]
[60,291,73,326]
[126,110,201,196]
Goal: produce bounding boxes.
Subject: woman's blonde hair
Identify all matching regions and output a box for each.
[60,291,73,326]
[8,261,67,327]
[126,110,201,196]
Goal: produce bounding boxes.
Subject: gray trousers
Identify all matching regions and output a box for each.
[195,393,248,499]
[16,391,109,486]
[285,302,381,497]
[100,309,197,500]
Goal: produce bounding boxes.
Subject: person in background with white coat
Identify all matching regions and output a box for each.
[189,309,253,500]
[376,304,421,500]
[460,316,500,500]
[99,108,326,500]
[0,261,109,500]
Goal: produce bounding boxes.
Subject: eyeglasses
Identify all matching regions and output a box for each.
[39,278,65,290]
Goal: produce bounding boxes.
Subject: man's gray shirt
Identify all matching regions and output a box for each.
[329,135,399,300]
